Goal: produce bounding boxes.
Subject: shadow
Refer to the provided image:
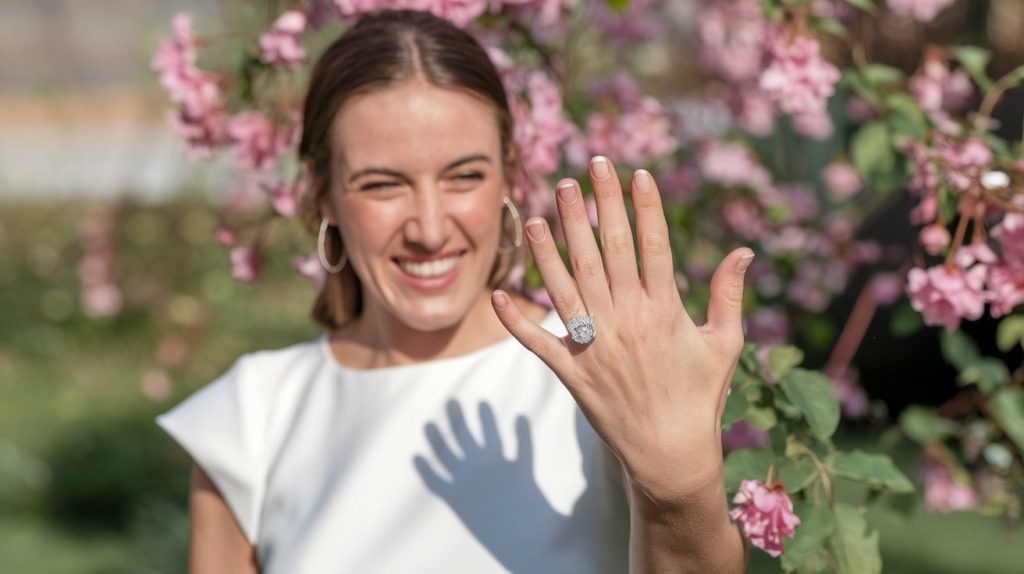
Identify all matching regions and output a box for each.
[413,400,625,573]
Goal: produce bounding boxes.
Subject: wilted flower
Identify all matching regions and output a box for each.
[729,479,801,557]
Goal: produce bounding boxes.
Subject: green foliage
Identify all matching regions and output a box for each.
[996,316,1024,352]
[829,451,914,493]
[830,504,882,574]
[782,501,834,573]
[899,406,956,443]
[780,369,841,441]
[991,388,1024,454]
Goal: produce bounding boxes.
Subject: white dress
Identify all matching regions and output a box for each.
[155,309,630,573]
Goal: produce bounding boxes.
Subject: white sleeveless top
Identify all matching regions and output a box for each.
[155,310,630,573]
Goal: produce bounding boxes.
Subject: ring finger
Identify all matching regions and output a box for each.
[524,216,588,325]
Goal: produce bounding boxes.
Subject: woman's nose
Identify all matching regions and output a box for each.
[403,188,449,251]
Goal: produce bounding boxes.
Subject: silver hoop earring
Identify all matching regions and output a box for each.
[318,217,348,273]
[497,196,523,254]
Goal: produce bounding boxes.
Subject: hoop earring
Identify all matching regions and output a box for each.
[318,217,348,273]
[497,196,523,254]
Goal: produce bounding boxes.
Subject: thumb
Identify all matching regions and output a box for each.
[704,247,754,352]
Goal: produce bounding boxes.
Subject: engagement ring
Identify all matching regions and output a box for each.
[566,314,597,345]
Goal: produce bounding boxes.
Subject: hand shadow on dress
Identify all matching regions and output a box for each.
[413,400,622,573]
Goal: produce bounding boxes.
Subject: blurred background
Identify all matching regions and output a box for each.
[1,0,1022,572]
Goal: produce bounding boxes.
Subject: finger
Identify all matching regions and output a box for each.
[629,169,675,300]
[413,455,452,495]
[589,156,641,304]
[554,179,613,316]
[514,415,533,468]
[446,400,478,453]
[703,248,755,355]
[491,289,570,373]
[478,402,503,455]
[425,422,461,471]
[523,217,587,322]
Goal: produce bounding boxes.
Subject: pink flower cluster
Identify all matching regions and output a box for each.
[888,0,956,23]
[920,447,978,512]
[259,10,307,69]
[907,239,1024,328]
[225,111,296,172]
[334,0,574,28]
[582,74,678,167]
[759,26,840,122]
[152,14,228,159]
[729,479,801,557]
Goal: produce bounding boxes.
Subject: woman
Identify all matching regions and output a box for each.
[156,9,751,573]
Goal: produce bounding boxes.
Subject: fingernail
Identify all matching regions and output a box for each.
[556,181,577,204]
[526,219,545,242]
[491,290,507,310]
[634,169,651,192]
[591,156,611,181]
[736,252,755,272]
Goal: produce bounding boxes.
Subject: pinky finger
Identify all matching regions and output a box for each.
[491,290,570,375]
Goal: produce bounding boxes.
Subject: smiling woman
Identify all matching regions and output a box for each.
[155,8,748,574]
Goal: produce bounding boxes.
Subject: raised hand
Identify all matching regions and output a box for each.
[491,156,754,508]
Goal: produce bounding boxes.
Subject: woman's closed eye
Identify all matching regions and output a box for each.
[447,171,485,190]
[359,180,402,192]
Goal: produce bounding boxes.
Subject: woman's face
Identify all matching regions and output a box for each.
[320,79,510,332]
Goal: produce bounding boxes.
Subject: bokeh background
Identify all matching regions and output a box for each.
[1,0,1022,572]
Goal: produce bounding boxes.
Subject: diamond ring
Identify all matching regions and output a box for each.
[566,314,597,345]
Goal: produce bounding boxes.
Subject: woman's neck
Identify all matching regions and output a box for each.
[326,290,547,369]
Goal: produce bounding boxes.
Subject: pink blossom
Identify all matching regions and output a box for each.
[937,137,993,191]
[141,369,174,402]
[888,0,956,23]
[215,222,236,246]
[722,200,769,240]
[265,181,304,217]
[699,0,766,84]
[289,251,327,289]
[722,420,770,451]
[987,265,1024,317]
[920,447,978,512]
[589,0,663,41]
[759,27,840,116]
[259,10,307,69]
[823,161,861,201]
[993,213,1024,271]
[229,246,263,282]
[502,0,576,28]
[81,283,124,318]
[869,273,905,305]
[731,89,777,136]
[226,112,292,171]
[729,479,801,557]
[583,74,678,166]
[919,223,950,255]
[906,264,988,329]
[334,0,490,27]
[791,109,833,140]
[746,307,790,344]
[698,141,771,190]
[829,368,869,419]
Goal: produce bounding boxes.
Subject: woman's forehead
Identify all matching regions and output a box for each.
[330,81,502,171]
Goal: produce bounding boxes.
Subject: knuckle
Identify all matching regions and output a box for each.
[602,231,633,256]
[551,291,580,313]
[572,255,603,280]
[638,232,668,255]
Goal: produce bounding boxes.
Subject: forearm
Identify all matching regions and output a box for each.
[626,471,747,574]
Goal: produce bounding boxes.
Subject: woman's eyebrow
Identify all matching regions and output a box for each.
[443,154,491,171]
[346,154,492,183]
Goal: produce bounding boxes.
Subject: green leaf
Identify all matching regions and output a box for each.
[844,0,877,13]
[780,369,841,440]
[899,405,956,443]
[851,121,896,186]
[864,64,904,86]
[885,93,927,138]
[957,358,1010,392]
[776,457,819,493]
[996,316,1024,352]
[951,46,992,90]
[991,388,1024,453]
[603,0,630,12]
[769,346,804,381]
[940,329,982,371]
[890,301,923,337]
[722,390,749,430]
[830,503,882,574]
[723,448,774,495]
[782,501,834,573]
[829,450,914,493]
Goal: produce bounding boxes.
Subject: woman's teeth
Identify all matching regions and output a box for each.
[398,255,460,278]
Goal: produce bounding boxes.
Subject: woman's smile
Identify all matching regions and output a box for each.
[392,250,468,291]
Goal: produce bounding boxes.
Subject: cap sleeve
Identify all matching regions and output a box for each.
[155,354,266,544]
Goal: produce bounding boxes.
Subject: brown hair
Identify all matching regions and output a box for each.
[297,9,520,331]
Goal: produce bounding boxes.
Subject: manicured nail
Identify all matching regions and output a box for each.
[736,252,755,272]
[634,169,652,192]
[591,156,611,181]
[526,219,546,242]
[491,290,508,310]
[556,181,577,204]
